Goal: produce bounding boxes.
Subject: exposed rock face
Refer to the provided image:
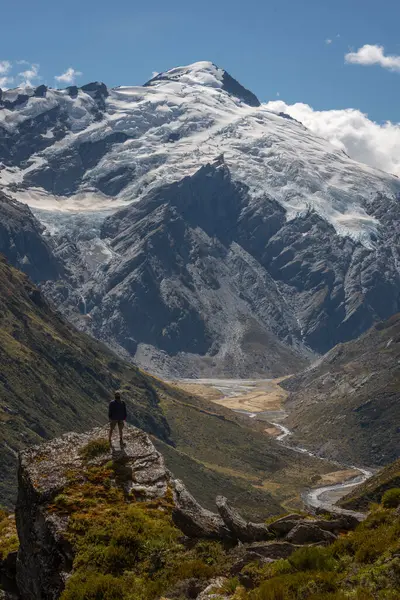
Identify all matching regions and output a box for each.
[15,426,170,600]
[245,541,302,559]
[59,163,312,378]
[215,496,271,542]
[0,191,60,283]
[267,514,303,536]
[42,160,400,379]
[172,481,230,540]
[283,313,400,467]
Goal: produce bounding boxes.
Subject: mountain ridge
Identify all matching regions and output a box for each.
[1,61,400,376]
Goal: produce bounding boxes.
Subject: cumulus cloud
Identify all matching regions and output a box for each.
[0,60,13,87]
[0,61,11,75]
[55,67,82,85]
[0,76,13,88]
[345,44,400,72]
[265,100,400,177]
[18,63,40,86]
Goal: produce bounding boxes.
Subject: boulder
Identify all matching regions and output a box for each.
[267,514,303,537]
[246,541,301,560]
[215,496,271,542]
[311,515,361,533]
[314,506,365,525]
[196,578,229,600]
[286,523,337,545]
[172,482,231,540]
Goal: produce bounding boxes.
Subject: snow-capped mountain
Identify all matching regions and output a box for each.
[1,61,400,377]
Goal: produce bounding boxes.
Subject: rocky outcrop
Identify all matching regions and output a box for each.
[15,426,170,600]
[215,496,271,542]
[267,513,303,536]
[172,481,230,540]
[11,425,364,600]
[0,191,61,283]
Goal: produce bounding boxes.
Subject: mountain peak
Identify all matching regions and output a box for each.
[144,61,260,107]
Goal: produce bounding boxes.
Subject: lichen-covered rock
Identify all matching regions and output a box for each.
[216,496,271,542]
[15,425,171,600]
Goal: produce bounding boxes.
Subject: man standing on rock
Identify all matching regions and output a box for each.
[108,391,127,447]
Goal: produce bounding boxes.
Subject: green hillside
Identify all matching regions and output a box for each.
[282,314,400,467]
[0,256,333,514]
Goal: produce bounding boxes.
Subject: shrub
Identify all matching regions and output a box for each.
[289,546,336,572]
[382,488,400,509]
[0,510,19,559]
[220,577,240,594]
[250,571,339,600]
[61,573,125,600]
[79,439,110,461]
[194,539,226,566]
[175,559,216,580]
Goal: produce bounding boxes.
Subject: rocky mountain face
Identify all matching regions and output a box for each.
[1,61,400,376]
[0,191,60,283]
[281,313,400,467]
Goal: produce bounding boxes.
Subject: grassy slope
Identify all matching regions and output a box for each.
[153,385,336,517]
[282,314,400,467]
[339,458,400,511]
[0,257,332,515]
[0,256,171,505]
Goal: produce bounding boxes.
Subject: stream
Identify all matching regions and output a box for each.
[178,379,373,514]
[269,422,373,513]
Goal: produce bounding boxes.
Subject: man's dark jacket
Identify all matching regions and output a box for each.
[108,400,127,421]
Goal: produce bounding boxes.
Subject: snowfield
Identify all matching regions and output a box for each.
[1,61,399,247]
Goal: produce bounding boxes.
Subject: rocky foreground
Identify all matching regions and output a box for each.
[0,425,371,600]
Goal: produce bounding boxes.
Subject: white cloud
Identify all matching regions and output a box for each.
[0,76,13,88]
[345,44,400,72]
[55,67,82,85]
[0,62,13,88]
[265,99,400,177]
[325,39,332,45]
[0,60,11,75]
[18,63,40,86]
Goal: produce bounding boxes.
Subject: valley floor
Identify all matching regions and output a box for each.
[171,378,372,513]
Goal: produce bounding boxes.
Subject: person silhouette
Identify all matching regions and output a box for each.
[108,391,127,447]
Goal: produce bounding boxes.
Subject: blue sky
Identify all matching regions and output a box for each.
[1,0,399,123]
